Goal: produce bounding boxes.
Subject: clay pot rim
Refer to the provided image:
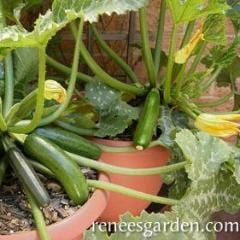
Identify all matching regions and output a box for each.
[93,137,133,147]
[0,174,109,239]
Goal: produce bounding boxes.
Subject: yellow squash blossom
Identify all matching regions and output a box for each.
[175,24,204,64]
[44,80,66,103]
[195,113,240,137]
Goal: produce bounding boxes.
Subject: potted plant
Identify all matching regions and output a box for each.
[50,0,240,222]
[0,0,188,239]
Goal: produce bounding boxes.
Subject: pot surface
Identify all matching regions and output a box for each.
[95,139,170,222]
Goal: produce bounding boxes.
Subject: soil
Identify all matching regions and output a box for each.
[0,168,97,235]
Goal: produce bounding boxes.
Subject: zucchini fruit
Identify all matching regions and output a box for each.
[3,137,50,207]
[35,127,101,159]
[133,89,160,150]
[24,133,89,205]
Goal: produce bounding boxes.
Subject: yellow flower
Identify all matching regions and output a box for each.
[195,113,240,137]
[175,24,204,64]
[44,80,66,104]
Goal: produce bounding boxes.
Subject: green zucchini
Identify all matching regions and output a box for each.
[24,133,89,205]
[3,137,50,207]
[133,89,160,150]
[35,127,101,159]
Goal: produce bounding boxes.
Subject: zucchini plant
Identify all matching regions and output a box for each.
[0,0,194,239]
[0,0,239,239]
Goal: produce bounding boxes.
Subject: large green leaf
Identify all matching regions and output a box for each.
[85,130,240,240]
[53,0,147,23]
[85,80,139,137]
[85,172,240,240]
[166,0,229,25]
[0,0,147,49]
[175,130,234,182]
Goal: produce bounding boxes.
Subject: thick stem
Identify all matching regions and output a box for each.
[54,120,96,136]
[139,7,157,87]
[180,21,195,48]
[67,151,188,176]
[87,180,179,205]
[0,1,14,117]
[202,67,223,92]
[3,53,14,117]
[24,187,50,240]
[70,22,145,96]
[175,63,187,97]
[29,161,180,206]
[174,21,196,97]
[9,47,46,134]
[91,24,139,84]
[46,55,92,83]
[79,41,145,95]
[187,41,207,75]
[0,0,4,28]
[154,0,166,75]
[40,17,84,126]
[164,25,177,103]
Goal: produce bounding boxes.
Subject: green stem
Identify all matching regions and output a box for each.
[175,63,187,97]
[202,67,223,92]
[180,21,195,48]
[3,53,14,117]
[87,179,179,205]
[67,151,187,176]
[80,41,145,95]
[0,112,7,131]
[0,0,4,28]
[39,17,84,126]
[29,161,180,206]
[187,41,207,75]
[70,22,145,96]
[46,55,92,83]
[174,21,196,97]
[177,99,198,119]
[139,7,156,87]
[91,24,139,84]
[0,0,14,118]
[9,46,46,134]
[24,187,50,240]
[30,160,56,179]
[154,0,166,76]
[196,92,233,108]
[54,120,96,136]
[164,25,177,103]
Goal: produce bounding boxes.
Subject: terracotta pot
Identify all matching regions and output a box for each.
[0,174,109,240]
[95,139,170,222]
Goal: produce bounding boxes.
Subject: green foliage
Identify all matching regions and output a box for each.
[2,0,43,21]
[0,62,4,97]
[203,14,226,45]
[85,80,139,137]
[166,0,228,25]
[0,0,147,49]
[13,48,39,99]
[227,0,240,33]
[52,0,147,23]
[202,38,240,87]
[85,130,240,240]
